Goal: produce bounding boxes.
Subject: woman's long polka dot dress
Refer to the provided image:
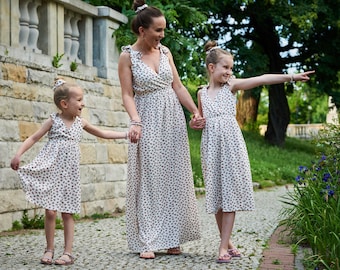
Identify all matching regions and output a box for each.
[18,113,82,214]
[122,45,201,253]
[200,85,255,214]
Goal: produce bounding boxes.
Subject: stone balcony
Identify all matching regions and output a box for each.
[0,0,127,80]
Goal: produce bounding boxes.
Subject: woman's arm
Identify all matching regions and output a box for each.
[189,89,205,130]
[118,51,141,143]
[167,49,200,115]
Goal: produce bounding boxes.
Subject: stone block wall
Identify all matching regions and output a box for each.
[0,56,129,232]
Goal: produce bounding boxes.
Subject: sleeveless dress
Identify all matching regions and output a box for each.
[18,113,82,214]
[122,45,201,253]
[200,85,255,214]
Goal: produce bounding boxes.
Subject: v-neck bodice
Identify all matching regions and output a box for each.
[201,84,237,119]
[122,45,173,96]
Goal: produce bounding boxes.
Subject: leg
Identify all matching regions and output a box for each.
[215,210,235,262]
[41,209,57,264]
[61,213,74,254]
[54,213,75,265]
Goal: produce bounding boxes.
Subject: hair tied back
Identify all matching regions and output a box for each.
[136,4,148,13]
[53,79,66,91]
[206,46,219,55]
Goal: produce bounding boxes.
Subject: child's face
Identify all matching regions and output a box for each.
[211,55,234,84]
[66,86,85,117]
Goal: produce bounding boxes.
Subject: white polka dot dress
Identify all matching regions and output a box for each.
[122,45,201,253]
[18,113,82,214]
[200,85,255,214]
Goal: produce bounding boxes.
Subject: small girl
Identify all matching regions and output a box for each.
[195,40,314,263]
[10,79,128,265]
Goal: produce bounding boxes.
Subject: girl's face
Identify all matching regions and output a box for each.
[141,16,166,49]
[64,86,85,117]
[210,54,234,85]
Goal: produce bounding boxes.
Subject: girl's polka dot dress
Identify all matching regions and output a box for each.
[122,45,201,253]
[200,85,255,214]
[18,113,82,214]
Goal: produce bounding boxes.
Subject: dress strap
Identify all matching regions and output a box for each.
[121,45,131,53]
[50,112,57,121]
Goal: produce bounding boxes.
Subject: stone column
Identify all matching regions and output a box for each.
[93,7,128,80]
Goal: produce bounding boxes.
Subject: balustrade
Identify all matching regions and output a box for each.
[0,0,127,79]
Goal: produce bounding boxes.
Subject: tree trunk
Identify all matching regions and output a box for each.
[236,90,259,129]
[265,84,290,146]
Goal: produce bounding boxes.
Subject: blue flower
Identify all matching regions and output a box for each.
[322,172,331,182]
[295,175,304,183]
[328,189,335,196]
[298,166,308,173]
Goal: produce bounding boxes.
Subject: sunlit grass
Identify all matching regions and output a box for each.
[188,128,316,188]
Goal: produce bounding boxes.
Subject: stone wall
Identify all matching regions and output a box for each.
[0,57,129,232]
[0,0,129,232]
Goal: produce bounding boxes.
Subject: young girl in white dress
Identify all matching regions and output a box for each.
[10,79,128,265]
[196,40,314,263]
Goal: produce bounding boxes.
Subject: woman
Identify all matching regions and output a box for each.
[118,0,205,259]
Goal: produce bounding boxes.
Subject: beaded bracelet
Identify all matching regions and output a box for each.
[130,120,143,127]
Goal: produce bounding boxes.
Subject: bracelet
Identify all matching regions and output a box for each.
[130,120,143,127]
[290,74,295,83]
[125,131,129,139]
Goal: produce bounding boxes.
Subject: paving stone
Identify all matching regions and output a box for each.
[0,186,291,270]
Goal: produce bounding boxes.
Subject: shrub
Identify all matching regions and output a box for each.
[281,124,340,270]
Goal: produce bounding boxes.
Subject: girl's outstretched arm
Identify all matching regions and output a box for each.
[82,119,127,140]
[230,70,315,93]
[10,118,53,170]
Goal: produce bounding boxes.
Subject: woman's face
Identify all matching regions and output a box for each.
[141,16,166,48]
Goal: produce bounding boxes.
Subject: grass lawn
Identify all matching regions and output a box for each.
[188,128,316,188]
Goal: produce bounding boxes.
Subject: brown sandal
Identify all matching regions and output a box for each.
[228,248,241,257]
[54,252,75,265]
[40,249,54,265]
[167,247,181,255]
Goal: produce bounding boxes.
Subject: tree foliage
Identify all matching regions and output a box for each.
[84,0,340,145]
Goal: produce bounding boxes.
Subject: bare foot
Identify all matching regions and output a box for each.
[139,251,155,259]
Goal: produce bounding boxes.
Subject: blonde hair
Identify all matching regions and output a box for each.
[52,78,78,110]
[204,40,233,69]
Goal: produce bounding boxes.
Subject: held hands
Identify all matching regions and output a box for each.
[128,123,142,143]
[189,113,206,130]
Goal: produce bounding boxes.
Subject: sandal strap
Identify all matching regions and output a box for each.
[62,252,75,260]
[54,252,75,266]
[42,249,54,258]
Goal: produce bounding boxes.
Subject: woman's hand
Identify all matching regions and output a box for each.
[128,124,142,143]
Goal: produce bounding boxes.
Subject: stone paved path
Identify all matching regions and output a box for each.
[0,186,290,270]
